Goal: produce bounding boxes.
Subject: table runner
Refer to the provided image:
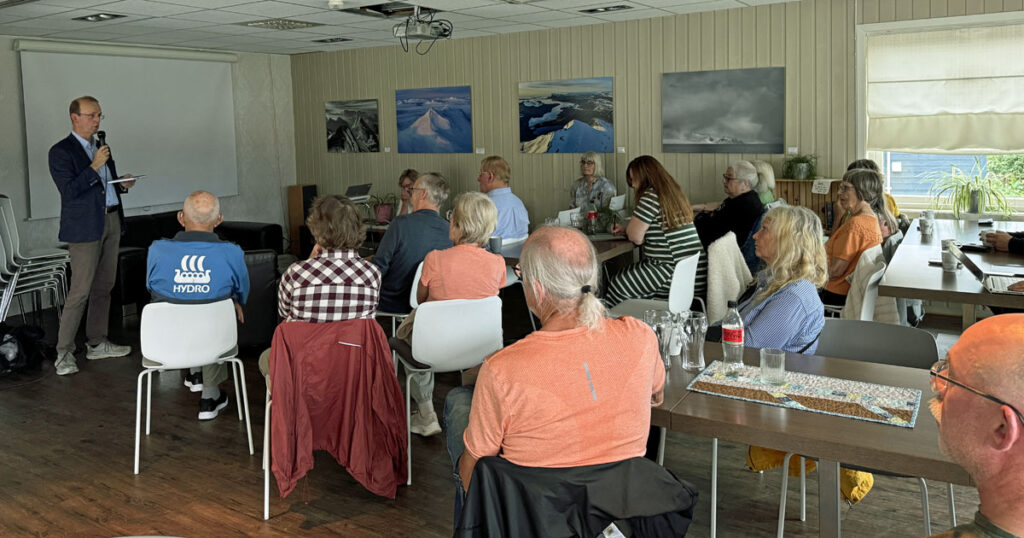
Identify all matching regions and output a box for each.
[686,361,922,428]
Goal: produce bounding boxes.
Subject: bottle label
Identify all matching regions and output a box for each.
[722,328,743,344]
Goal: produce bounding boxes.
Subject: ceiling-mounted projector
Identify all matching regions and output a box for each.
[393,20,448,40]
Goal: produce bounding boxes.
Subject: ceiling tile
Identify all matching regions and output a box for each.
[591,7,671,21]
[448,28,493,39]
[633,0,711,6]
[0,25,62,36]
[450,17,501,30]
[0,3,74,18]
[738,0,791,5]
[110,32,182,44]
[207,33,277,44]
[160,0,254,7]
[533,15,606,28]
[503,10,579,24]
[530,0,610,9]
[191,23,274,34]
[458,3,544,18]
[95,0,201,16]
[287,10,367,25]
[171,9,258,23]
[345,17,403,30]
[407,0,497,10]
[660,0,742,13]
[289,24,356,35]
[222,1,322,18]
[36,0,113,8]
[45,29,133,40]
[110,16,211,29]
[484,22,544,34]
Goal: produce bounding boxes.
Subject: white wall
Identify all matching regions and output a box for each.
[0,36,297,251]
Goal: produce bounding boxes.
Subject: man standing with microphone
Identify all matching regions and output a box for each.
[49,96,135,376]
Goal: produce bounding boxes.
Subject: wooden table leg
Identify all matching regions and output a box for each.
[961,304,976,331]
[818,459,841,538]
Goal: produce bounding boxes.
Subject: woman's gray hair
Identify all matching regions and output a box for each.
[752,160,775,193]
[580,151,605,178]
[520,226,606,330]
[417,172,450,207]
[451,192,497,246]
[733,160,758,189]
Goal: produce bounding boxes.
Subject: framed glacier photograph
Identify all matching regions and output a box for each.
[662,67,784,154]
[395,85,472,154]
[519,77,613,154]
[325,99,380,153]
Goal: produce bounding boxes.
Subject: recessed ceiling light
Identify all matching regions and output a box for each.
[72,13,127,22]
[312,37,352,43]
[238,18,324,30]
[341,2,437,19]
[579,4,633,13]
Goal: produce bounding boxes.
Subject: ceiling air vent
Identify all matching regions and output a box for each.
[340,2,436,19]
[237,18,323,30]
[580,5,633,14]
[72,13,127,22]
[312,37,352,43]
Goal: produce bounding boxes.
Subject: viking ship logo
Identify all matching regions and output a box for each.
[173,255,212,284]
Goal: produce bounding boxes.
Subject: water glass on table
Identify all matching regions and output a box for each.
[940,239,958,272]
[760,348,787,385]
[681,311,708,371]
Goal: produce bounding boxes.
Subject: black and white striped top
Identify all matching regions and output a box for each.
[634,190,707,294]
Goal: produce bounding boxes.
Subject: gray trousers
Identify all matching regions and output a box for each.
[57,211,120,355]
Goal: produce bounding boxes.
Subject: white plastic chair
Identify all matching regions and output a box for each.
[389,296,503,485]
[135,299,253,474]
[773,319,951,537]
[408,261,424,309]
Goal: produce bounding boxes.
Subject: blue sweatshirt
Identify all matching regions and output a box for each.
[372,209,453,314]
[147,231,250,304]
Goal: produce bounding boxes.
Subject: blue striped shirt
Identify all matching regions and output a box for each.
[736,272,825,354]
[71,131,118,208]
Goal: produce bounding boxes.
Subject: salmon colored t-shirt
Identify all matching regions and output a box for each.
[420,243,506,301]
[463,316,665,468]
[824,213,882,296]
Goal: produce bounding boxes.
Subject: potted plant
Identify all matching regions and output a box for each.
[783,154,818,180]
[369,193,399,224]
[927,157,1012,218]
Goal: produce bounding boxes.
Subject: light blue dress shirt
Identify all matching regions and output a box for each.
[487,187,529,240]
[71,131,118,208]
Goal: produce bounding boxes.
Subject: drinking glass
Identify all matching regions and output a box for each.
[643,309,659,327]
[681,311,708,371]
[655,311,674,368]
[569,212,584,230]
[759,348,787,385]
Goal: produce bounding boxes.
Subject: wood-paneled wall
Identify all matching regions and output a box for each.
[290,0,1022,228]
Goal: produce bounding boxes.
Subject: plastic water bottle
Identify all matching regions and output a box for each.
[721,300,744,375]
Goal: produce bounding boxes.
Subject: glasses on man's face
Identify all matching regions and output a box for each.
[837,183,854,193]
[76,113,104,120]
[930,359,1024,425]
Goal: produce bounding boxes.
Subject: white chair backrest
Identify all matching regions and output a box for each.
[409,261,424,309]
[0,204,18,271]
[411,296,503,371]
[608,194,626,211]
[857,265,886,321]
[816,319,937,369]
[140,299,238,369]
[841,245,886,321]
[557,208,580,227]
[0,196,23,257]
[668,251,700,313]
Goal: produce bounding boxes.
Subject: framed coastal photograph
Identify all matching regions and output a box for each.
[518,77,613,154]
[325,99,380,153]
[662,67,785,154]
[395,85,472,153]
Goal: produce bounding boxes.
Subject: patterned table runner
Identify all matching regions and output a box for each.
[686,361,922,428]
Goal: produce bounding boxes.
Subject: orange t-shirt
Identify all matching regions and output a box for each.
[420,243,506,301]
[463,316,665,468]
[824,213,882,295]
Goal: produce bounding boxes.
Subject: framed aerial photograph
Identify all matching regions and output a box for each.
[519,77,613,154]
[325,99,380,153]
[395,85,472,153]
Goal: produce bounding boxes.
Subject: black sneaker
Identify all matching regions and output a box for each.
[183,371,204,393]
[198,392,229,421]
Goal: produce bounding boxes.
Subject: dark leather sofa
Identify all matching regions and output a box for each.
[113,210,283,348]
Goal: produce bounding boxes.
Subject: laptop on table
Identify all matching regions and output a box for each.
[345,183,372,204]
[948,243,1024,295]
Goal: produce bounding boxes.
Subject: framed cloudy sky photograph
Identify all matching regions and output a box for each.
[518,77,613,154]
[395,85,472,154]
[325,99,380,153]
[662,67,785,154]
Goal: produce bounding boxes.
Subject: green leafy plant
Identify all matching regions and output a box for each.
[368,193,398,206]
[927,157,1012,218]
[782,154,817,180]
[986,154,1024,197]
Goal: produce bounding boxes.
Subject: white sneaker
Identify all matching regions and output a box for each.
[55,352,79,376]
[409,410,442,437]
[86,340,131,360]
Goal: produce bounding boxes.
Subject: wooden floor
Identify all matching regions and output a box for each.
[0,311,979,537]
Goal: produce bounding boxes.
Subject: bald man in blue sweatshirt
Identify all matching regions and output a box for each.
[147,191,249,420]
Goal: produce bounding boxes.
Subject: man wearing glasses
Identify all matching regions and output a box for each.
[48,96,136,376]
[928,314,1024,537]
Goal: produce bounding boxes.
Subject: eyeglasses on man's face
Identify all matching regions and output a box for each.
[76,112,104,120]
[837,183,855,193]
[930,359,1024,425]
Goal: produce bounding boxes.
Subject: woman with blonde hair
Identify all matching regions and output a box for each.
[397,191,506,437]
[752,160,776,205]
[604,155,707,307]
[716,205,827,353]
[569,151,617,212]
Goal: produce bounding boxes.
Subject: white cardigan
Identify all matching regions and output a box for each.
[706,232,753,324]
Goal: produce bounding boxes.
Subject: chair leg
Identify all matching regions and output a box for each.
[264,395,272,520]
[777,452,795,538]
[146,371,153,435]
[919,478,932,535]
[947,483,957,527]
[656,426,666,466]
[800,457,807,521]
[134,371,148,474]
[232,361,243,421]
[711,438,718,538]
[405,371,413,486]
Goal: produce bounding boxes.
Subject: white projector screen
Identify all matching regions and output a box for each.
[20,50,238,219]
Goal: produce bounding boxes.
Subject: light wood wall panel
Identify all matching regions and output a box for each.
[291,0,1022,230]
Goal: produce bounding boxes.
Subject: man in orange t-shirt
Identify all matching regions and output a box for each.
[441,226,665,526]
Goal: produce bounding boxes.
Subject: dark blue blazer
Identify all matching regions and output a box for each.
[48,133,125,243]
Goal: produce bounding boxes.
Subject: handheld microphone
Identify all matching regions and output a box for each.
[97,130,107,148]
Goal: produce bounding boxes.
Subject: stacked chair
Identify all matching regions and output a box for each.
[0,195,70,323]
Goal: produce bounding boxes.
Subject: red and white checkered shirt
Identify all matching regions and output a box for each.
[278,249,381,323]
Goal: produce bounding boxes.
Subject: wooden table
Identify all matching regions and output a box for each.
[879,219,1024,327]
[664,345,972,538]
[503,238,634,265]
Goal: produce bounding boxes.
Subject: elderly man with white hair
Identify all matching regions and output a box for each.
[693,159,765,249]
[146,190,249,420]
[441,225,665,525]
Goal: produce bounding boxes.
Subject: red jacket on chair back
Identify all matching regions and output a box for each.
[270,319,407,498]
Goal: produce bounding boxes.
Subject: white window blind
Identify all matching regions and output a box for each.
[866,24,1024,154]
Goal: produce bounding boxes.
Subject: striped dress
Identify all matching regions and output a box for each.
[604,190,708,307]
